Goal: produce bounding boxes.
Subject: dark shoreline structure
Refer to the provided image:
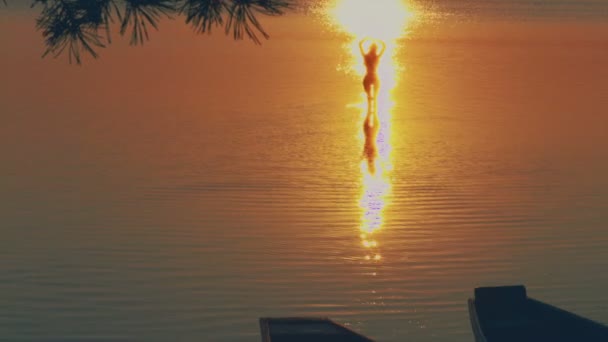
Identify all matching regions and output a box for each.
[468,285,608,342]
[259,285,608,341]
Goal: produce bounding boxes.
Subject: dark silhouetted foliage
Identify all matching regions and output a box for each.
[3,0,291,63]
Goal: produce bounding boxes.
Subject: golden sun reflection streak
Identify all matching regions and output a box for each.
[325,0,415,256]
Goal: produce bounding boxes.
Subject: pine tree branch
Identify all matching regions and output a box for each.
[6,0,293,63]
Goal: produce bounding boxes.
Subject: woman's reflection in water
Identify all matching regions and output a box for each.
[360,107,383,262]
[363,103,380,175]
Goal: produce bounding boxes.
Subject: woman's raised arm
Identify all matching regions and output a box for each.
[359,39,367,55]
[378,40,387,56]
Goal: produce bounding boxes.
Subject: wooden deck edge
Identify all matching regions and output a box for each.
[528,298,608,331]
[259,318,271,342]
[259,317,375,342]
[468,298,488,342]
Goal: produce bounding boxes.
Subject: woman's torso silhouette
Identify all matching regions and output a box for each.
[364,52,380,75]
[360,40,385,100]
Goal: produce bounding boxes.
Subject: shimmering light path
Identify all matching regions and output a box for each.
[326,0,415,259]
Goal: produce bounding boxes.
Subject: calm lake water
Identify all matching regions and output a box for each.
[1,1,608,341]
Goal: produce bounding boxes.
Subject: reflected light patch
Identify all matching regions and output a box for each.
[328,0,414,41]
[324,1,415,261]
[325,0,415,98]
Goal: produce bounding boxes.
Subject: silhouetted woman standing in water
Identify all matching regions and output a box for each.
[360,38,386,101]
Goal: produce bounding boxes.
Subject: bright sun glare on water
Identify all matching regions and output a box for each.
[325,0,415,259]
[327,0,414,80]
